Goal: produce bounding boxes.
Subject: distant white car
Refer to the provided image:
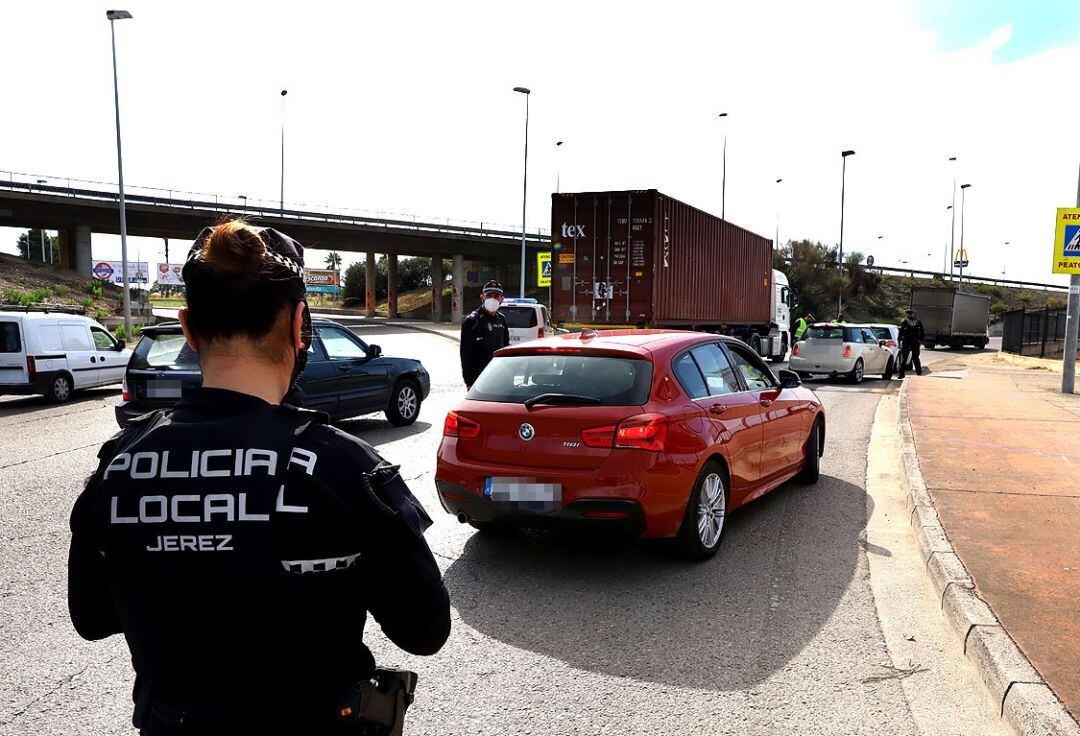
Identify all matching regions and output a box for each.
[789,323,895,383]
[0,307,132,402]
[499,298,554,344]
[868,323,901,365]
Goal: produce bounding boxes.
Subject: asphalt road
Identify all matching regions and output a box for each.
[0,327,1002,735]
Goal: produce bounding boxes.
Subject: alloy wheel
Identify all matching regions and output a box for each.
[397,385,417,419]
[697,473,726,549]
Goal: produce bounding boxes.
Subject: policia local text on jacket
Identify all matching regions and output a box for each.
[68,387,451,734]
[459,307,509,386]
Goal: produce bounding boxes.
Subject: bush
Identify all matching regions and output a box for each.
[2,287,21,304]
[53,285,69,298]
[86,279,103,298]
[20,288,49,305]
[80,296,94,309]
[94,309,109,320]
[113,324,144,342]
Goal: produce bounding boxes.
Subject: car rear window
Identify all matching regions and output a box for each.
[467,353,652,405]
[807,326,843,340]
[130,332,201,370]
[0,322,20,353]
[499,306,538,329]
[871,327,894,341]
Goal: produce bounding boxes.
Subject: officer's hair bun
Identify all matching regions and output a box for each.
[201,220,265,274]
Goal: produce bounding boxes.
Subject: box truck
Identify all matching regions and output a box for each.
[550,190,793,361]
[910,286,990,349]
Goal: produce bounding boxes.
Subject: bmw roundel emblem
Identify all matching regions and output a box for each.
[518,423,536,442]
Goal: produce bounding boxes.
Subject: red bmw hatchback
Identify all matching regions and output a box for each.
[435,330,825,558]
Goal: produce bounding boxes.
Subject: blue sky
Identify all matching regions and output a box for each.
[917,0,1080,62]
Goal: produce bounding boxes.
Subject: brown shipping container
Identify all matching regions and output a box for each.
[550,190,772,327]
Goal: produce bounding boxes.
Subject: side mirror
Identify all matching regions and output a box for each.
[878,339,888,348]
[778,369,802,389]
[116,340,126,351]
[367,344,382,359]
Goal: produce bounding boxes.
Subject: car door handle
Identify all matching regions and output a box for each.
[338,365,351,373]
[759,398,773,407]
[708,405,727,416]
[90,356,97,363]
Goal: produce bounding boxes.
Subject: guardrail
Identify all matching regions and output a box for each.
[1,169,551,245]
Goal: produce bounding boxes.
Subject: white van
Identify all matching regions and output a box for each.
[0,307,132,402]
[499,298,554,344]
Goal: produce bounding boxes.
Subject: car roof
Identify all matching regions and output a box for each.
[142,317,346,336]
[0,310,94,322]
[498,329,726,358]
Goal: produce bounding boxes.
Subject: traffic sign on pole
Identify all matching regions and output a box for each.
[537,251,552,287]
[1053,208,1080,274]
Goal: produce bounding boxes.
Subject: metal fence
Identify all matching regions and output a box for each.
[1002,307,1069,357]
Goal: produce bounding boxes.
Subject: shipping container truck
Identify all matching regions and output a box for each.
[910,286,990,349]
[550,190,793,361]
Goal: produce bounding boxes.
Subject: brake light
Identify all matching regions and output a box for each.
[615,414,668,451]
[843,345,852,357]
[443,411,481,439]
[26,356,36,376]
[537,327,545,338]
[886,340,897,348]
[792,344,799,356]
[122,378,130,401]
[581,424,617,448]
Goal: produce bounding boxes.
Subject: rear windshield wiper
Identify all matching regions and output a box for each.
[523,393,602,409]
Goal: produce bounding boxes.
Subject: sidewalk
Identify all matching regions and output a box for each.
[905,352,1079,723]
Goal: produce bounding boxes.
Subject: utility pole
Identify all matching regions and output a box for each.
[948,156,957,280]
[107,9,134,340]
[837,150,855,319]
[1063,164,1080,394]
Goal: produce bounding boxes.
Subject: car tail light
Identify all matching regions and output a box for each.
[26,356,36,376]
[443,411,481,439]
[581,424,617,448]
[843,344,852,357]
[537,327,545,338]
[122,378,130,401]
[792,344,799,356]
[616,414,668,452]
[886,340,897,348]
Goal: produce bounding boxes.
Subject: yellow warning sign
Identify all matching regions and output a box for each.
[537,252,552,287]
[1053,208,1080,274]
[558,252,575,264]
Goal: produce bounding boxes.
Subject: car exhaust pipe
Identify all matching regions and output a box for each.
[456,511,469,524]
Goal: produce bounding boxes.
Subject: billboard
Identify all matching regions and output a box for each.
[305,268,341,294]
[156,263,185,286]
[92,261,149,285]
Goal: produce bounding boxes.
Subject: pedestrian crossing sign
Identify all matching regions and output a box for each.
[1053,208,1080,274]
[537,251,552,287]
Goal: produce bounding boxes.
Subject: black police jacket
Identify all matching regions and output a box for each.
[460,307,509,386]
[898,318,925,347]
[68,387,450,724]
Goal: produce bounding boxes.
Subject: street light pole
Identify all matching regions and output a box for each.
[837,150,855,319]
[555,140,563,194]
[1062,164,1080,394]
[948,156,957,281]
[959,183,972,288]
[280,90,287,213]
[514,86,531,298]
[718,113,728,220]
[107,9,134,339]
[774,178,782,249]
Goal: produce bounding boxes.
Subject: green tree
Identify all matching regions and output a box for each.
[324,251,342,270]
[342,256,452,304]
[16,229,59,264]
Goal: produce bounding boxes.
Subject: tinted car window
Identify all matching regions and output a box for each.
[807,326,842,340]
[131,333,201,370]
[872,326,894,341]
[318,327,367,360]
[0,322,19,353]
[727,344,775,391]
[61,325,92,351]
[91,328,115,350]
[862,328,878,344]
[500,306,538,328]
[468,354,652,406]
[673,352,708,400]
[689,343,740,396]
[844,327,864,343]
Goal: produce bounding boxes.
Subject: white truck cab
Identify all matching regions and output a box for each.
[0,307,132,402]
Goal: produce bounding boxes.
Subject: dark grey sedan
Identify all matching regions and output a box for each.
[115,319,430,427]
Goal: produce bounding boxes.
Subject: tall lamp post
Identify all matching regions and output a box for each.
[280,90,287,212]
[555,140,564,194]
[958,183,972,288]
[107,9,134,339]
[513,86,530,298]
[948,156,958,280]
[774,178,783,249]
[837,150,856,319]
[718,113,728,219]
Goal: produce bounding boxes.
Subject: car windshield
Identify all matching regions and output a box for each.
[467,353,652,405]
[130,332,201,370]
[499,306,538,329]
[807,326,843,340]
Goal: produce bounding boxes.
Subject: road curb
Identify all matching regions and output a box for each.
[391,322,460,343]
[896,380,1079,735]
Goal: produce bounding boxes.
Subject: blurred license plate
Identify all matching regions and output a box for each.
[147,380,182,399]
[484,477,561,509]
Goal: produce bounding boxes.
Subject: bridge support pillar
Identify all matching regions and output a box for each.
[495,263,508,289]
[431,257,444,322]
[70,225,92,277]
[387,254,398,318]
[365,252,376,318]
[451,254,465,325]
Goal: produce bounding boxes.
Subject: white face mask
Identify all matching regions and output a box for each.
[483,298,501,313]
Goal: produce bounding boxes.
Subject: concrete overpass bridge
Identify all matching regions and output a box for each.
[0,171,550,323]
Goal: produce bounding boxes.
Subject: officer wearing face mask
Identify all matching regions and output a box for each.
[68,221,449,735]
[460,280,509,388]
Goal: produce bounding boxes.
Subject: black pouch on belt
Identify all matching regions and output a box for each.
[335,667,418,736]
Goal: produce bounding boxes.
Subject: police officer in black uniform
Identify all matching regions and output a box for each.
[898,307,925,378]
[459,280,509,388]
[68,221,450,735]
